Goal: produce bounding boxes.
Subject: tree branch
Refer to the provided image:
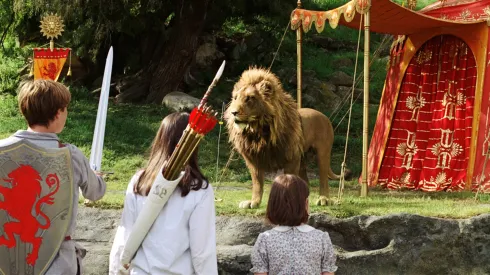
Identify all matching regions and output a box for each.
[0,14,14,51]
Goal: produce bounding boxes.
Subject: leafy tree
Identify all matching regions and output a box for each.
[3,0,437,101]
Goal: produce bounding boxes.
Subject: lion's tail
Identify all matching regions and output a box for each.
[36,174,61,229]
[38,211,51,229]
[328,166,352,180]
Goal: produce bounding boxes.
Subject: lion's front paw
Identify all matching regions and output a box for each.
[316,196,330,206]
[239,200,251,209]
[239,200,261,209]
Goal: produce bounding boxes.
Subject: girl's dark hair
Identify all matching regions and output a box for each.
[266,174,309,226]
[134,112,208,197]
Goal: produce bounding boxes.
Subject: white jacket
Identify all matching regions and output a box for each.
[109,172,218,275]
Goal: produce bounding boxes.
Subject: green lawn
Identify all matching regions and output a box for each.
[2,90,490,219]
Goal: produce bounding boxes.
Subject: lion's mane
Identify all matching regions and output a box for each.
[226,68,304,171]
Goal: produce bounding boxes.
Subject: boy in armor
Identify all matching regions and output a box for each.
[0,80,106,274]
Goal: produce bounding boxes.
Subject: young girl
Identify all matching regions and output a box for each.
[251,174,337,275]
[109,112,218,274]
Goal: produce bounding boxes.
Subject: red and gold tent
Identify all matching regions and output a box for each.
[291,0,490,192]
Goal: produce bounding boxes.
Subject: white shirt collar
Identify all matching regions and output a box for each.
[272,224,315,233]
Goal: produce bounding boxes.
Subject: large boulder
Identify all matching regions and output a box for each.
[329,71,354,86]
[162,91,200,112]
[336,86,363,100]
[76,207,490,275]
[196,43,225,68]
[333,58,354,68]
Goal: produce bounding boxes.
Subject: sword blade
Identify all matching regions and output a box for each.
[89,46,113,171]
[198,60,226,108]
[214,60,226,82]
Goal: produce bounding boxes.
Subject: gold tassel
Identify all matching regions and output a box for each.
[67,49,72,76]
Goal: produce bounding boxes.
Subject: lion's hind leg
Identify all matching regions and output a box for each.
[0,222,19,248]
[25,236,42,265]
[20,223,42,266]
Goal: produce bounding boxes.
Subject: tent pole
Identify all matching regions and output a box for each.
[361,9,370,197]
[296,0,302,109]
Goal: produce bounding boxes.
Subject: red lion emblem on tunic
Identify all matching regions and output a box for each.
[0,165,60,266]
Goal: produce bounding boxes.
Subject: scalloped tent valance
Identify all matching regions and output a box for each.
[290,0,485,35]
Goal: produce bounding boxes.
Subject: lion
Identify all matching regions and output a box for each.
[0,165,60,265]
[226,67,345,209]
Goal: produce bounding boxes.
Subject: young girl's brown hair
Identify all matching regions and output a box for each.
[266,174,310,226]
[134,112,208,197]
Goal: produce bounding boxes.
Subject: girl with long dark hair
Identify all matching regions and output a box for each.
[109,112,217,274]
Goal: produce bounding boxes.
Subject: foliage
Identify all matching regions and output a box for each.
[0,38,32,94]
[0,54,22,94]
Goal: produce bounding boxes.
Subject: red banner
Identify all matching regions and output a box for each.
[33,48,70,81]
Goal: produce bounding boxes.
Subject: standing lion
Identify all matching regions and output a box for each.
[226,67,344,209]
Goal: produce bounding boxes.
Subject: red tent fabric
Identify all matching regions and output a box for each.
[421,0,490,22]
[291,0,490,192]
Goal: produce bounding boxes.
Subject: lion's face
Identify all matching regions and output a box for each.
[226,79,274,131]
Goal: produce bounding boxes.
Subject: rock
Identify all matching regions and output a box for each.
[245,33,264,50]
[216,216,272,246]
[75,207,490,275]
[300,79,341,112]
[317,84,342,111]
[336,86,363,100]
[319,82,337,96]
[162,92,200,112]
[329,71,354,86]
[201,33,216,45]
[301,93,317,108]
[196,43,225,68]
[217,245,253,275]
[231,39,247,60]
[285,69,318,91]
[333,58,354,68]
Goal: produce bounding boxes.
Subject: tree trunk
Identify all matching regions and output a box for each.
[146,0,210,104]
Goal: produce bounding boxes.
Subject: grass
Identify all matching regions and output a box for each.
[210,180,490,219]
[2,89,490,219]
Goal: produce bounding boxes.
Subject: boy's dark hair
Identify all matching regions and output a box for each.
[17,80,71,127]
[266,174,310,226]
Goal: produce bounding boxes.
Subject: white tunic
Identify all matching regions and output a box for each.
[109,172,218,275]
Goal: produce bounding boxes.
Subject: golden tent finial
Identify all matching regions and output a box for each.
[40,13,64,51]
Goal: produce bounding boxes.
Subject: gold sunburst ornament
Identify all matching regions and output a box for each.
[40,13,64,50]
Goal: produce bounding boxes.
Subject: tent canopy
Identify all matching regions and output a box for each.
[291,0,487,35]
